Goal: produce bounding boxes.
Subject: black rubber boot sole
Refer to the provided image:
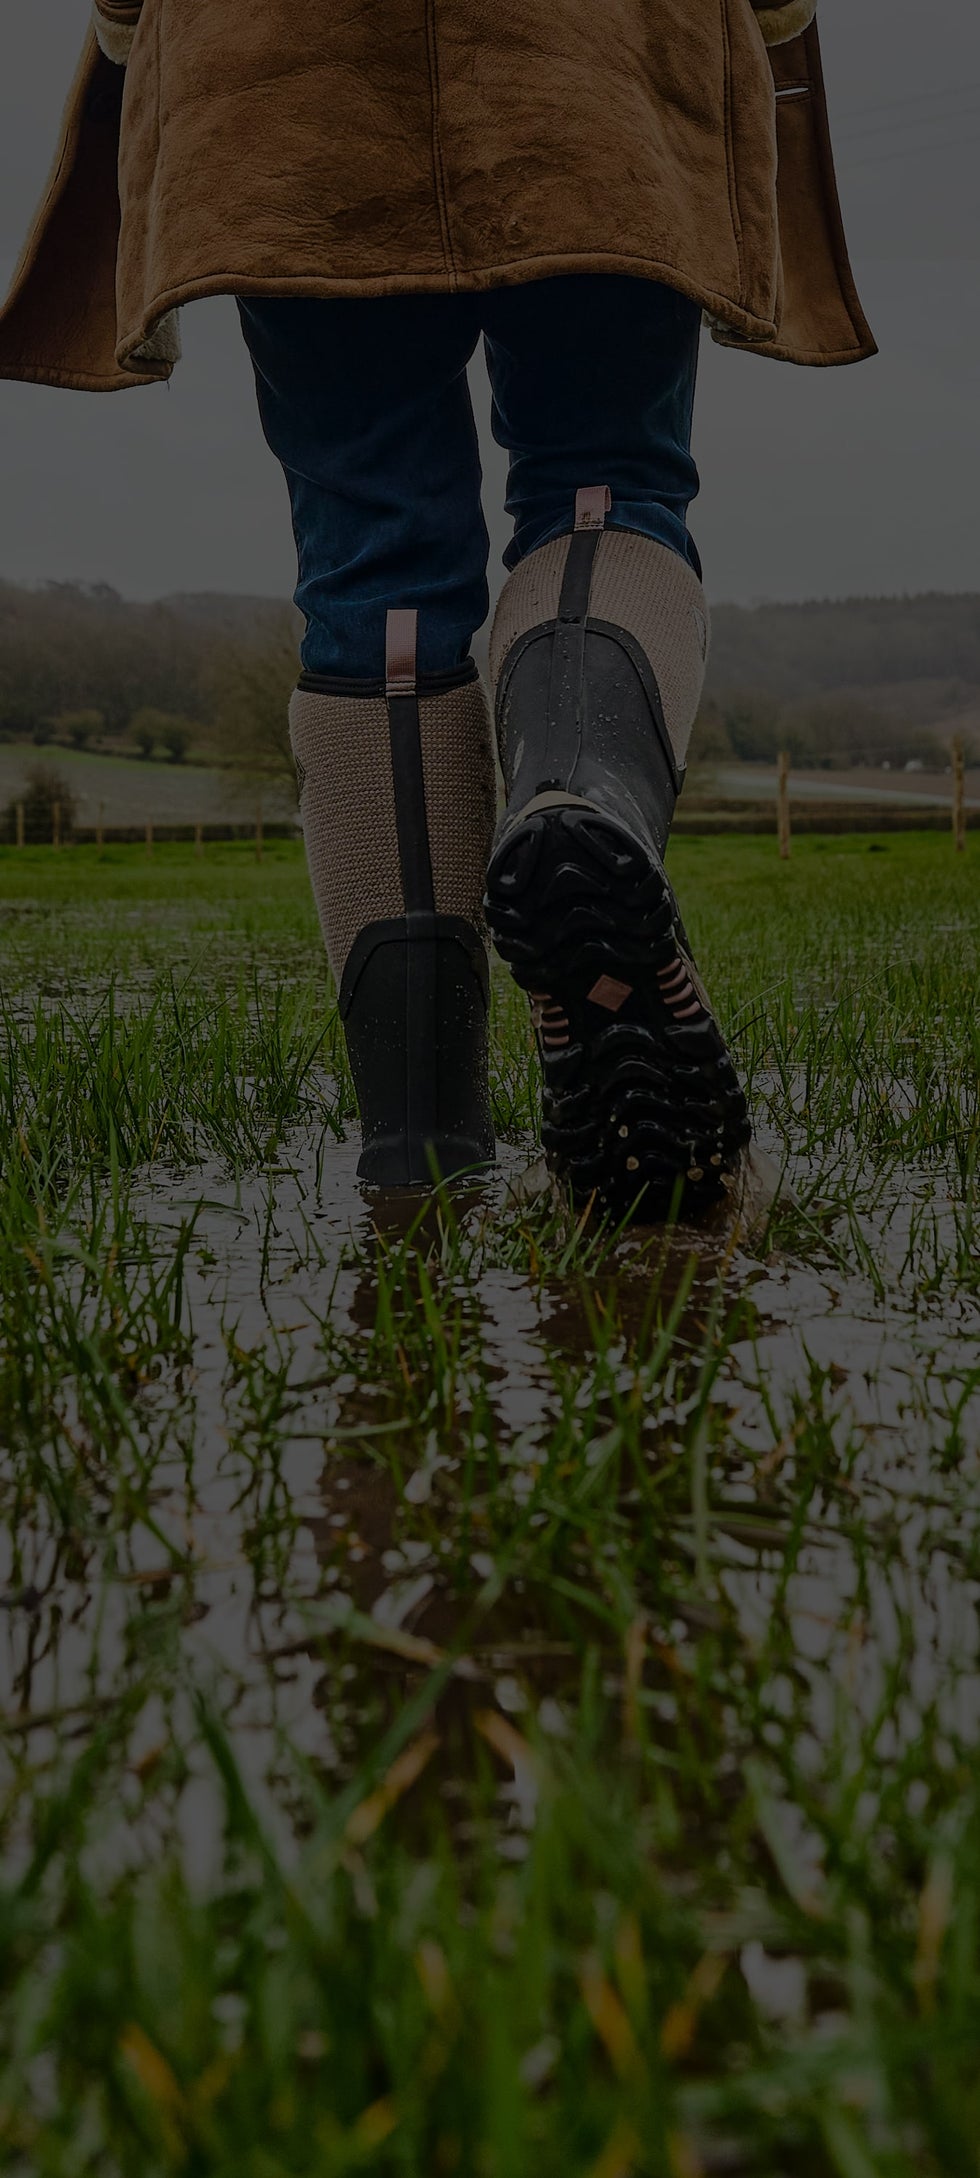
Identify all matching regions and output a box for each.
[340,913,495,1189]
[485,800,751,1221]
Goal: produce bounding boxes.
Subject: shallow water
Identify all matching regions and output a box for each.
[5,1096,979,1881]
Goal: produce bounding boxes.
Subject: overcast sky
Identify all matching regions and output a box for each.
[2,0,979,608]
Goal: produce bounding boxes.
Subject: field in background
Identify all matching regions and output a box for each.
[1,739,978,838]
[694,762,980,813]
[1,833,980,2175]
[0,741,296,830]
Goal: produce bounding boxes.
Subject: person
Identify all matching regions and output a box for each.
[0,1,873,1211]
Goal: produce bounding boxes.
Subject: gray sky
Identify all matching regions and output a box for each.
[2,0,979,607]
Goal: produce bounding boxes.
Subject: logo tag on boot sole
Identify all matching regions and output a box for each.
[587,975,632,1013]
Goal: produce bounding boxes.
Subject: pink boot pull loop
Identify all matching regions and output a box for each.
[385,607,418,696]
[574,485,612,532]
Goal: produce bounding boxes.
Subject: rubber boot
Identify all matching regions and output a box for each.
[484,488,751,1219]
[290,610,497,1186]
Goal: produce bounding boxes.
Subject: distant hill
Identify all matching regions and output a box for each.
[161,591,300,638]
[1,578,978,768]
[700,593,980,765]
[0,578,296,746]
[706,592,980,702]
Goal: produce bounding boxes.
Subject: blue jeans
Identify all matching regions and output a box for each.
[237,278,701,680]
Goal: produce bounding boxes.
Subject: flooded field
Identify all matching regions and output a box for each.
[1,833,979,2176]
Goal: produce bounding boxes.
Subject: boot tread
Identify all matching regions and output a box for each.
[486,804,751,1219]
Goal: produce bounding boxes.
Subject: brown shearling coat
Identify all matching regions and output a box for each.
[0,1,874,394]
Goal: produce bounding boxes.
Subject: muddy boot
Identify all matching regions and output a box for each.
[484,487,750,1220]
[289,610,497,1186]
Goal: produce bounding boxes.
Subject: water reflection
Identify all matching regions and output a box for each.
[3,1115,979,1865]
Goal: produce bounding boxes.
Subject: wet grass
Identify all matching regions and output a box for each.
[1,834,979,2176]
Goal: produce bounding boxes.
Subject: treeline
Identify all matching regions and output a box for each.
[0,579,211,736]
[696,592,980,766]
[692,688,962,769]
[1,578,978,774]
[707,593,980,703]
[0,578,298,774]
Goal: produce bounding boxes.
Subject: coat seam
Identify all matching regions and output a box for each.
[154,0,163,151]
[798,22,871,350]
[424,0,457,289]
[720,0,745,308]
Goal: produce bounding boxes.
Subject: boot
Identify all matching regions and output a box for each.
[485,487,751,1219]
[290,609,497,1186]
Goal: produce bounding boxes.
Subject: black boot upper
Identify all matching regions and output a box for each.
[495,526,683,862]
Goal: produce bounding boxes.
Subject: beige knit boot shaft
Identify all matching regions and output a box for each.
[489,529,709,772]
[288,675,497,984]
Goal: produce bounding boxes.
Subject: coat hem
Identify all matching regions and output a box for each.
[710,324,878,367]
[0,360,166,391]
[114,251,790,380]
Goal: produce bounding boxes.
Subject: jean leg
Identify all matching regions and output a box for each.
[481,276,702,577]
[237,294,489,677]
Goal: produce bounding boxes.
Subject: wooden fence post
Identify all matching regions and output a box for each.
[255,801,264,863]
[52,801,61,850]
[194,822,204,859]
[15,802,24,849]
[145,821,154,857]
[777,750,791,861]
[96,802,105,856]
[952,735,966,854]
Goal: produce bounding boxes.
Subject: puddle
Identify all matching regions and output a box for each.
[4,1085,979,1870]
[1,880,979,1904]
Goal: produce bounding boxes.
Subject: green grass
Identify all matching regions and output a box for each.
[1,834,979,2177]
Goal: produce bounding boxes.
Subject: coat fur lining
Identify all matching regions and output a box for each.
[92,12,136,65]
[128,308,182,369]
[754,1,817,43]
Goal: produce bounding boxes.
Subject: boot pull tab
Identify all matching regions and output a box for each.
[386,607,418,696]
[574,485,611,533]
[384,606,435,917]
